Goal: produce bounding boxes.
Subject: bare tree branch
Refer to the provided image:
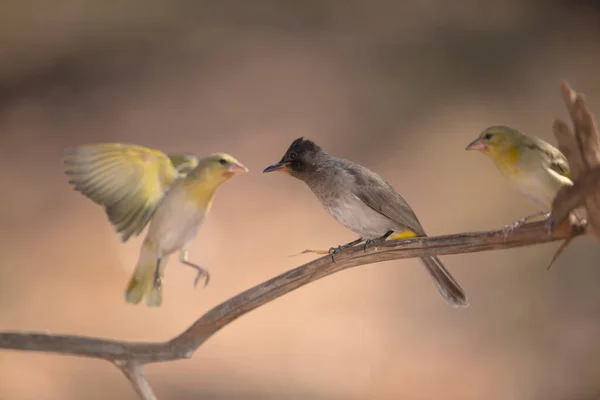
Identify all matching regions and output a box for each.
[551,81,600,242]
[3,80,600,399]
[118,361,157,400]
[0,219,587,398]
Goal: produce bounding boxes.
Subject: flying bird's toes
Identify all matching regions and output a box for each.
[193,269,211,288]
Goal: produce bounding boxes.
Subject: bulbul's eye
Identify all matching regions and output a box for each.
[484,133,492,140]
[219,158,227,165]
[288,152,297,160]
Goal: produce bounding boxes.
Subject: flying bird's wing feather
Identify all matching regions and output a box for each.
[64,143,197,242]
[167,152,200,174]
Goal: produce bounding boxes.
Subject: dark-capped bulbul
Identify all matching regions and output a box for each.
[263,137,469,307]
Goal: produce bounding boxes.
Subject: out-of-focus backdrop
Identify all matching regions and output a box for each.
[1,1,600,399]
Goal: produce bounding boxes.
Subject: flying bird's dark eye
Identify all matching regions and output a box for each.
[288,152,297,160]
[484,133,493,140]
[219,158,227,165]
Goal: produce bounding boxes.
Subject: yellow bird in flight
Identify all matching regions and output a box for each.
[64,143,248,307]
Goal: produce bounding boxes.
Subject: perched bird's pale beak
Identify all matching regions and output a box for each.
[466,138,486,152]
[263,162,289,173]
[228,162,249,174]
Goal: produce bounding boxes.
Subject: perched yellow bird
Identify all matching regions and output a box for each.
[466,125,573,232]
[64,143,248,307]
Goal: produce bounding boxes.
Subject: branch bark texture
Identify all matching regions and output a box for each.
[0,220,585,398]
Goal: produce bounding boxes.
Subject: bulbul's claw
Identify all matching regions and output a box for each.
[328,237,365,262]
[328,246,343,262]
[363,230,394,251]
[328,246,342,255]
[363,238,383,252]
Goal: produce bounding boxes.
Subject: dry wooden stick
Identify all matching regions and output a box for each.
[551,81,600,242]
[0,220,585,399]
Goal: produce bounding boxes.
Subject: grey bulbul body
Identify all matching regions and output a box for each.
[263,137,469,307]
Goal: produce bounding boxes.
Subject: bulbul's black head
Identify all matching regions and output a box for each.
[263,137,324,179]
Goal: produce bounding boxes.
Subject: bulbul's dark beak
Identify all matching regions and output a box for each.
[263,162,288,173]
[465,138,486,152]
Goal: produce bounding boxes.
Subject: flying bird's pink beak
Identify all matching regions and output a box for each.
[465,138,486,152]
[228,162,249,174]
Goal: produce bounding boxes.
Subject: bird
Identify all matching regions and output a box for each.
[465,125,573,233]
[263,137,469,308]
[64,143,248,307]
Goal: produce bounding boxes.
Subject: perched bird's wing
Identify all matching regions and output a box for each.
[64,143,197,242]
[529,138,572,180]
[347,163,426,235]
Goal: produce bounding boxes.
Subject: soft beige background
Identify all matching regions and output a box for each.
[1,1,600,399]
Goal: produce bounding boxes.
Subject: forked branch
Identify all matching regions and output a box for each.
[3,81,599,399]
[0,220,586,399]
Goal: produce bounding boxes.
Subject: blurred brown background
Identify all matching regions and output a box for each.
[1,0,600,399]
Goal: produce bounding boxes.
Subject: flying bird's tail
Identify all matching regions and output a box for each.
[419,256,469,307]
[125,239,165,307]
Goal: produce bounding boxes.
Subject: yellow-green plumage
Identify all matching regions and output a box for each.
[64,144,248,307]
[125,241,167,306]
[466,125,573,209]
[64,143,199,242]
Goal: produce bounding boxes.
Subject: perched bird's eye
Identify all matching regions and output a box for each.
[484,133,493,140]
[219,158,227,165]
[288,152,297,160]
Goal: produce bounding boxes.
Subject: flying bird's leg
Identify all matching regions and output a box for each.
[503,211,551,239]
[153,258,163,288]
[328,237,364,261]
[179,249,210,288]
[363,230,394,252]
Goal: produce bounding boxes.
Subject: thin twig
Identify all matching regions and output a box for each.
[118,361,157,400]
[0,220,586,398]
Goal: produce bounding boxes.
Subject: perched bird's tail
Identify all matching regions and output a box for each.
[125,240,165,307]
[419,256,469,307]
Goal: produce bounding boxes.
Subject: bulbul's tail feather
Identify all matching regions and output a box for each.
[419,256,469,307]
[125,240,164,307]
